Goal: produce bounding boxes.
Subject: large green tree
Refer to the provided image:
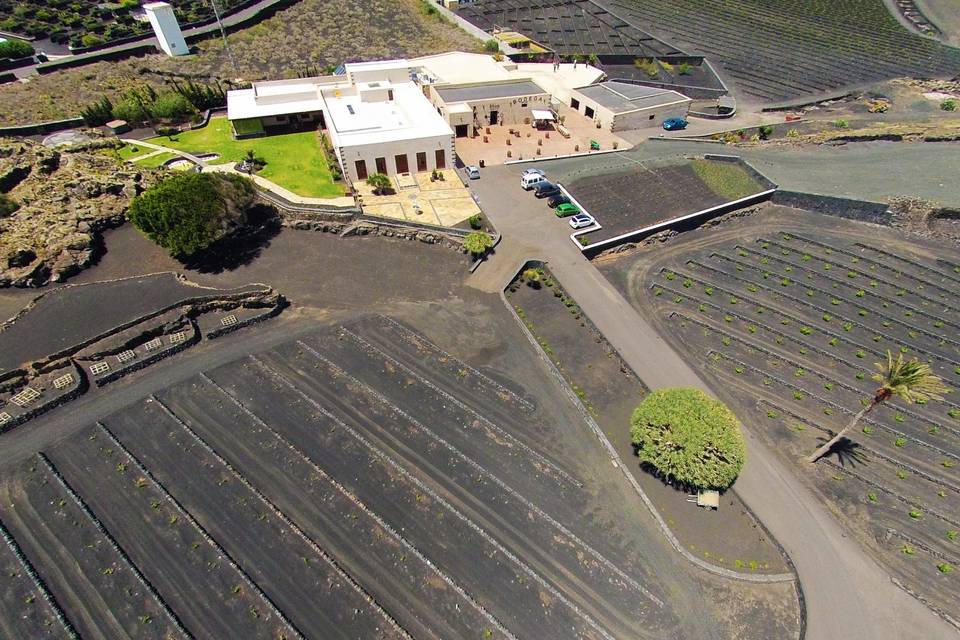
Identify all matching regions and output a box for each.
[127,172,256,259]
[630,387,745,490]
[807,351,948,463]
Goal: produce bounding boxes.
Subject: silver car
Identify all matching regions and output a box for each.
[521,167,545,177]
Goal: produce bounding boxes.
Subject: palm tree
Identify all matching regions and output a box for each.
[807,350,948,463]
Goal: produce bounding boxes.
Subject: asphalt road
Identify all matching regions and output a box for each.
[466,160,959,640]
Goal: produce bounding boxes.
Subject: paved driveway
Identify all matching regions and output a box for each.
[466,159,958,640]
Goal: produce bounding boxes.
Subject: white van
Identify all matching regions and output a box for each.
[521,173,547,190]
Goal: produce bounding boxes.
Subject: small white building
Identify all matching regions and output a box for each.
[569,81,691,131]
[143,2,188,57]
[226,59,454,184]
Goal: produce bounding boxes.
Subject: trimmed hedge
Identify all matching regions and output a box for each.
[630,387,745,489]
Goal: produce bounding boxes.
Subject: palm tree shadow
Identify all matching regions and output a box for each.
[812,436,868,468]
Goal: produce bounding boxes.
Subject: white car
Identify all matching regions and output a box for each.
[569,213,595,229]
[465,165,481,179]
[522,167,545,177]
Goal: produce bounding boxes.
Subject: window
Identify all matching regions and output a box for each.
[375,157,387,174]
[584,106,594,118]
[570,97,580,109]
[649,114,655,120]
[435,149,446,169]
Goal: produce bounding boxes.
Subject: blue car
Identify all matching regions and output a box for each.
[663,118,688,131]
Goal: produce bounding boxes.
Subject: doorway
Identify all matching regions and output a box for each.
[416,151,427,172]
[489,110,499,125]
[435,149,446,169]
[375,157,387,174]
[394,154,409,174]
[455,124,469,137]
[354,159,368,180]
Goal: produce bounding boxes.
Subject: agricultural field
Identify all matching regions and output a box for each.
[566,158,767,244]
[600,206,960,617]
[596,0,960,102]
[0,0,245,46]
[0,311,800,638]
[0,0,481,126]
[458,0,681,57]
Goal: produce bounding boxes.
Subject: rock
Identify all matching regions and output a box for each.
[0,138,156,288]
[7,248,36,268]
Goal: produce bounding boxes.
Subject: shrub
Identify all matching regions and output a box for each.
[112,95,150,124]
[463,231,493,257]
[0,194,19,217]
[127,173,256,259]
[0,39,34,59]
[677,62,692,75]
[941,98,957,112]
[522,267,542,286]
[149,92,196,121]
[484,39,499,53]
[366,172,392,195]
[758,125,773,140]
[633,58,659,78]
[80,96,114,126]
[630,388,745,489]
[834,119,849,129]
[468,213,483,230]
[938,563,954,573]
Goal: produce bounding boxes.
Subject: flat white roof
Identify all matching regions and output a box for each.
[227,76,345,120]
[324,81,452,147]
[345,59,410,73]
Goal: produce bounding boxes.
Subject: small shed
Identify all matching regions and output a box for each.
[570,81,691,132]
[105,119,131,135]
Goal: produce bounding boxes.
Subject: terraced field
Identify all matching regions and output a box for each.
[0,314,714,639]
[458,0,682,56]
[598,0,960,102]
[602,207,960,618]
[462,0,960,102]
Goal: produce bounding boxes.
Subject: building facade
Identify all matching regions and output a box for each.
[143,2,188,57]
[569,81,691,131]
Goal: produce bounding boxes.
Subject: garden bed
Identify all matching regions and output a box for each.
[506,266,790,575]
[565,157,766,245]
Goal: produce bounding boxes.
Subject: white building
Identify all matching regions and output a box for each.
[143,2,188,57]
[569,81,691,131]
[226,59,454,183]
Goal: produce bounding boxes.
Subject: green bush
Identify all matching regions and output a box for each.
[484,39,500,53]
[463,231,494,257]
[941,98,957,112]
[127,173,256,259]
[468,213,483,230]
[149,92,196,121]
[0,194,20,217]
[630,388,745,489]
[758,125,774,140]
[112,96,150,124]
[0,39,34,59]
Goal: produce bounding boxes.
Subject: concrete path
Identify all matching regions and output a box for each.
[467,162,958,640]
[121,138,210,167]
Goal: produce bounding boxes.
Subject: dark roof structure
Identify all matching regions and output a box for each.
[436,80,547,102]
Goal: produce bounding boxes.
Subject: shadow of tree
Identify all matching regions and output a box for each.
[180,204,282,274]
[812,436,869,468]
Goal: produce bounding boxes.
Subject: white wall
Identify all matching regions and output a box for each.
[429,85,552,135]
[569,89,691,132]
[144,3,188,57]
[337,134,456,183]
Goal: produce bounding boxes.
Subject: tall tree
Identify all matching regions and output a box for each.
[807,351,949,463]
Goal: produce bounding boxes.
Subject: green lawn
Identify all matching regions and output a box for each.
[133,151,179,168]
[691,159,764,201]
[147,118,343,198]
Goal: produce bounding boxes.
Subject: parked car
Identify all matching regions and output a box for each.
[554,202,581,217]
[547,194,570,208]
[663,117,688,131]
[465,165,481,179]
[568,213,595,229]
[521,173,548,190]
[534,181,561,198]
[522,167,545,177]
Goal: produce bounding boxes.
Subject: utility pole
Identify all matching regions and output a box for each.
[209,0,238,76]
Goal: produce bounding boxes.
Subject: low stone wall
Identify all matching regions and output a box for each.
[0,117,86,137]
[0,361,87,432]
[205,301,286,339]
[771,191,891,225]
[93,324,201,387]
